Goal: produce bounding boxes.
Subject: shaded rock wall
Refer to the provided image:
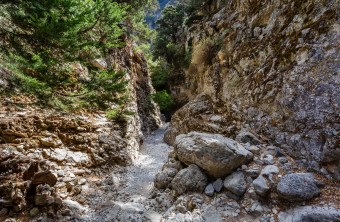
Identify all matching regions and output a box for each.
[166,0,339,168]
[108,42,161,160]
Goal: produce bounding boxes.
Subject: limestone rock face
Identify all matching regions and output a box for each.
[171,164,208,195]
[174,132,253,178]
[166,0,340,175]
[277,173,321,201]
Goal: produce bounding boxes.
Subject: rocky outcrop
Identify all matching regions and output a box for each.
[174,132,253,177]
[166,0,340,176]
[0,42,161,218]
[108,43,161,160]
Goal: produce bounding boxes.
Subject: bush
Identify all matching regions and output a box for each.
[106,108,134,122]
[150,59,172,91]
[151,90,174,112]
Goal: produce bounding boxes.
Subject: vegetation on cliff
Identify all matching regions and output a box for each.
[0,0,157,115]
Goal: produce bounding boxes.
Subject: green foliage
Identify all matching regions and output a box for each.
[151,90,174,112]
[85,70,128,109]
[153,6,185,63]
[150,59,172,91]
[183,0,208,14]
[106,108,134,122]
[0,0,132,112]
[1,0,126,63]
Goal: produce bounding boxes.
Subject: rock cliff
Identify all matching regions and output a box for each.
[166,0,339,177]
[0,42,160,217]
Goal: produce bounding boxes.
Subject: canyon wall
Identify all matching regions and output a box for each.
[166,0,339,173]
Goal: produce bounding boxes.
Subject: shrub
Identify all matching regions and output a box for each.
[151,90,174,112]
[150,59,172,91]
[106,108,134,122]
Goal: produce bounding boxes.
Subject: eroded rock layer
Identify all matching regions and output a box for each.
[166,0,340,176]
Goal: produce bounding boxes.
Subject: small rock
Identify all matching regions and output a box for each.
[57,170,65,177]
[79,178,87,185]
[245,168,260,178]
[30,208,40,217]
[307,161,320,172]
[261,165,279,176]
[32,171,58,187]
[274,148,285,157]
[176,205,187,213]
[40,137,62,147]
[0,208,8,216]
[253,175,271,197]
[171,164,208,195]
[61,209,73,216]
[236,129,261,145]
[224,171,247,196]
[250,202,264,215]
[35,193,51,206]
[254,159,264,165]
[247,145,260,154]
[263,155,274,165]
[145,210,163,222]
[279,157,288,164]
[205,184,214,196]
[212,178,223,192]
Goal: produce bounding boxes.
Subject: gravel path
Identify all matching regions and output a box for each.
[79,124,171,222]
[121,124,170,199]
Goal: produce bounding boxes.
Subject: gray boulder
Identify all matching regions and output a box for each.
[223,172,247,196]
[253,175,271,197]
[277,173,320,201]
[171,164,208,195]
[278,206,340,222]
[175,132,253,178]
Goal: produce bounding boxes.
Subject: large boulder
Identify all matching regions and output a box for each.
[278,206,340,222]
[174,132,253,178]
[277,173,320,201]
[171,164,208,195]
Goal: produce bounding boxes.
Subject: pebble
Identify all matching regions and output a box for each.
[263,155,274,165]
[279,157,288,164]
[212,178,223,192]
[261,165,279,176]
[30,208,40,217]
[247,145,260,154]
[79,178,87,185]
[253,175,271,197]
[205,184,215,196]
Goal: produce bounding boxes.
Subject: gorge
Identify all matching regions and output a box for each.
[0,0,339,221]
